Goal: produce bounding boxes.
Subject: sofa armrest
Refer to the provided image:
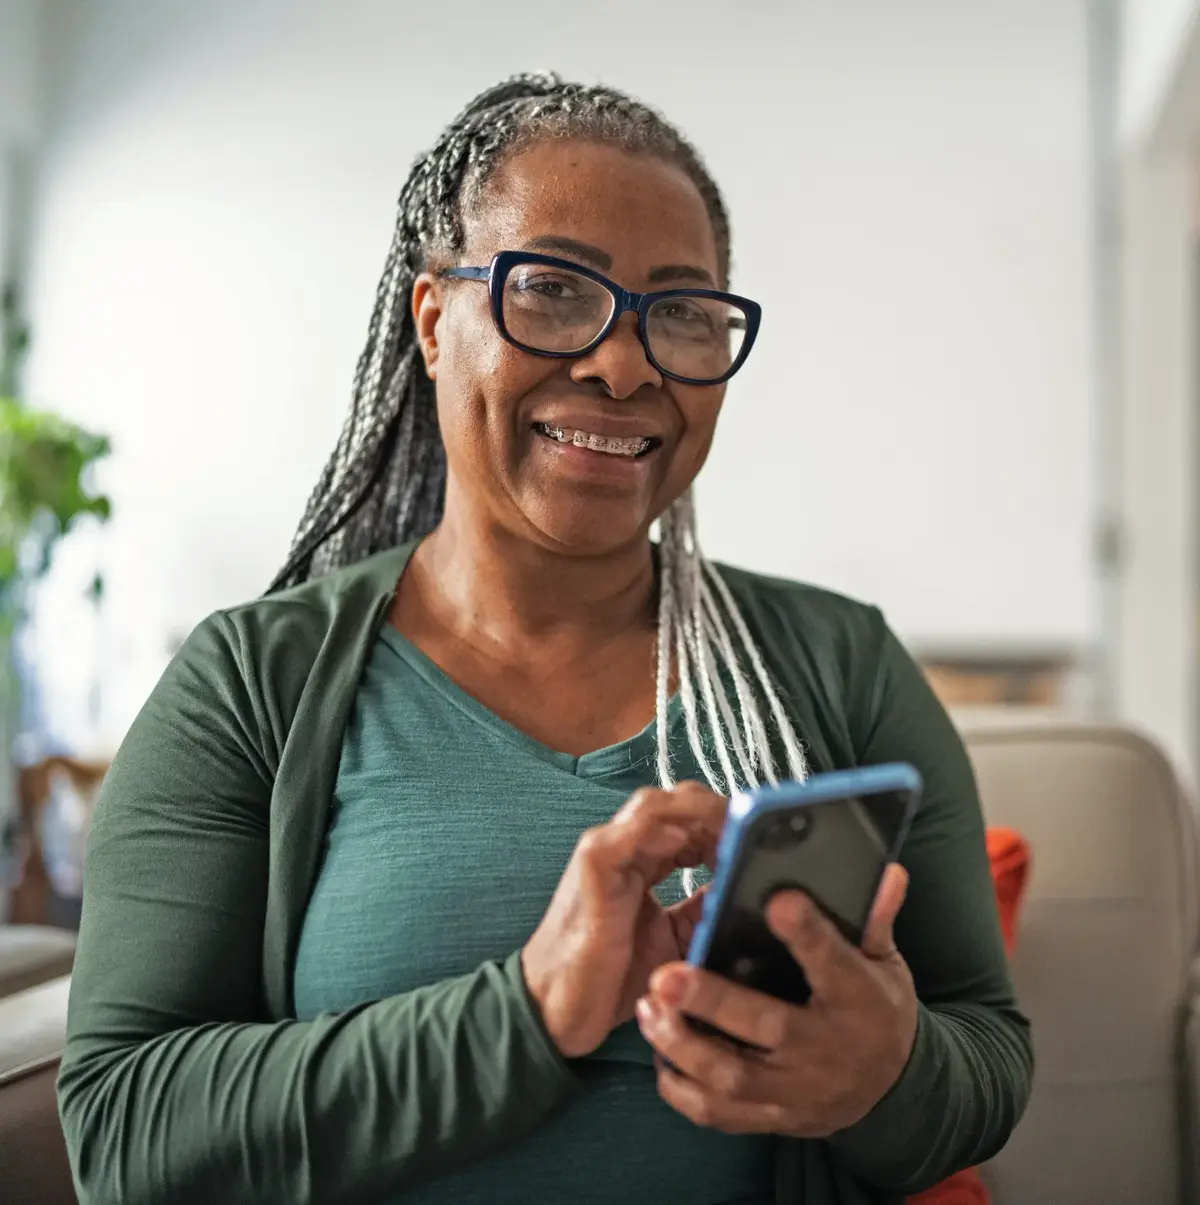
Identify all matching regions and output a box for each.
[0,975,70,1077]
[0,926,76,998]
[1185,959,1200,1205]
[0,974,74,1204]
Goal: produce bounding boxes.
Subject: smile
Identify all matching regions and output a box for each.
[533,422,659,458]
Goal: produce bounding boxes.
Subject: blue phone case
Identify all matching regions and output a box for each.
[685,763,922,982]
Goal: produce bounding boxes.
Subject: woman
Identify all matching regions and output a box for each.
[58,74,1031,1205]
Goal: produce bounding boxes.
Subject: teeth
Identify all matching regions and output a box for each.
[538,424,651,457]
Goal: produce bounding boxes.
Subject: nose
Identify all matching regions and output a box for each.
[568,312,662,399]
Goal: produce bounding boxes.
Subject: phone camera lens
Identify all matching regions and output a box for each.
[787,812,811,840]
[759,811,812,849]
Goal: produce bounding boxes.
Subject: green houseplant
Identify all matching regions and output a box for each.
[0,282,112,893]
[0,283,112,638]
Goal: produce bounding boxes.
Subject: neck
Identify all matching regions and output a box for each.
[406,500,658,653]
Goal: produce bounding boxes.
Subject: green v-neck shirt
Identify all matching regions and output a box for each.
[293,626,772,1203]
[58,544,1032,1205]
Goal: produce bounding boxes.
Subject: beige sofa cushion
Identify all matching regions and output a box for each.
[0,976,74,1205]
[961,718,1198,1205]
[0,977,71,1078]
[0,927,75,999]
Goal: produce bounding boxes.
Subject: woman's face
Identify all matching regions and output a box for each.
[413,139,727,556]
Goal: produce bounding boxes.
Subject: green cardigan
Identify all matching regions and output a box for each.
[57,545,1032,1205]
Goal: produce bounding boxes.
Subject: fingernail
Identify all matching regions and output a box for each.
[636,996,656,1026]
[654,967,692,1007]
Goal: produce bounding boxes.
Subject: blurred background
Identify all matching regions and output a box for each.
[0,0,1196,922]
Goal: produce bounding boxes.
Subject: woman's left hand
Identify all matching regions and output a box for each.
[635,864,918,1138]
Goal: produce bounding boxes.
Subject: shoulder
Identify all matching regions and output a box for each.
[156,548,408,762]
[190,546,410,670]
[708,560,901,767]
[710,559,889,665]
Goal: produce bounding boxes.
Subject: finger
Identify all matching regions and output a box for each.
[575,821,689,895]
[635,996,751,1096]
[647,962,793,1051]
[655,1061,787,1136]
[640,784,728,865]
[861,863,908,959]
[615,782,727,843]
[764,891,862,1004]
[591,784,727,884]
[666,884,709,951]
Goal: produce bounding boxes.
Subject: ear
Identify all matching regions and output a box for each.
[412,272,444,380]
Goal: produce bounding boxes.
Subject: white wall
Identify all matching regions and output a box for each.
[1119,0,1200,143]
[1117,154,1196,779]
[1115,0,1200,782]
[0,0,42,892]
[0,0,39,286]
[0,0,39,145]
[24,0,1097,749]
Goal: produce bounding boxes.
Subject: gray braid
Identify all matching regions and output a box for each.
[272,73,807,857]
[657,495,809,893]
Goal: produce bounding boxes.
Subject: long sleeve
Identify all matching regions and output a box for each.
[824,616,1034,1192]
[57,614,577,1205]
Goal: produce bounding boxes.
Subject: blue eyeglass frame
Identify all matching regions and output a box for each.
[440,250,762,386]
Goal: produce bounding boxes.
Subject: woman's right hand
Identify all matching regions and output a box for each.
[521,782,728,1058]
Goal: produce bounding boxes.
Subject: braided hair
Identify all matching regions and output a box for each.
[273,72,807,861]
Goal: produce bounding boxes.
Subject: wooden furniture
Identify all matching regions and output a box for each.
[918,650,1076,709]
[7,757,107,928]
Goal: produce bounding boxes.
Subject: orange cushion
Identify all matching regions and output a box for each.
[906,826,1031,1205]
[909,1170,992,1205]
[984,827,1030,956]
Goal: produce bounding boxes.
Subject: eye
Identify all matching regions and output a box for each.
[659,299,713,327]
[510,272,585,301]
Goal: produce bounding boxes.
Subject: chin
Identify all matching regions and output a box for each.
[529,508,652,558]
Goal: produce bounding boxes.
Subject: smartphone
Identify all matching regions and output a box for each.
[685,764,922,1011]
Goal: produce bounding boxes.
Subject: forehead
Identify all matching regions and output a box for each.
[462,139,720,279]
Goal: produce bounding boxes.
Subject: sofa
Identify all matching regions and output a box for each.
[0,976,75,1205]
[0,717,1196,1205]
[0,924,75,998]
[970,718,1199,1203]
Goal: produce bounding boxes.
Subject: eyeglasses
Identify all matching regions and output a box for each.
[440,251,761,386]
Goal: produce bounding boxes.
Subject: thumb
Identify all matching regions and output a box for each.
[861,863,908,959]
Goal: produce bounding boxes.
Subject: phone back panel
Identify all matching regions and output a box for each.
[687,766,921,1006]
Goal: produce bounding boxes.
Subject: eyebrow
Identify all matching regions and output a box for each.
[520,236,717,288]
[647,263,716,287]
[522,236,612,269]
